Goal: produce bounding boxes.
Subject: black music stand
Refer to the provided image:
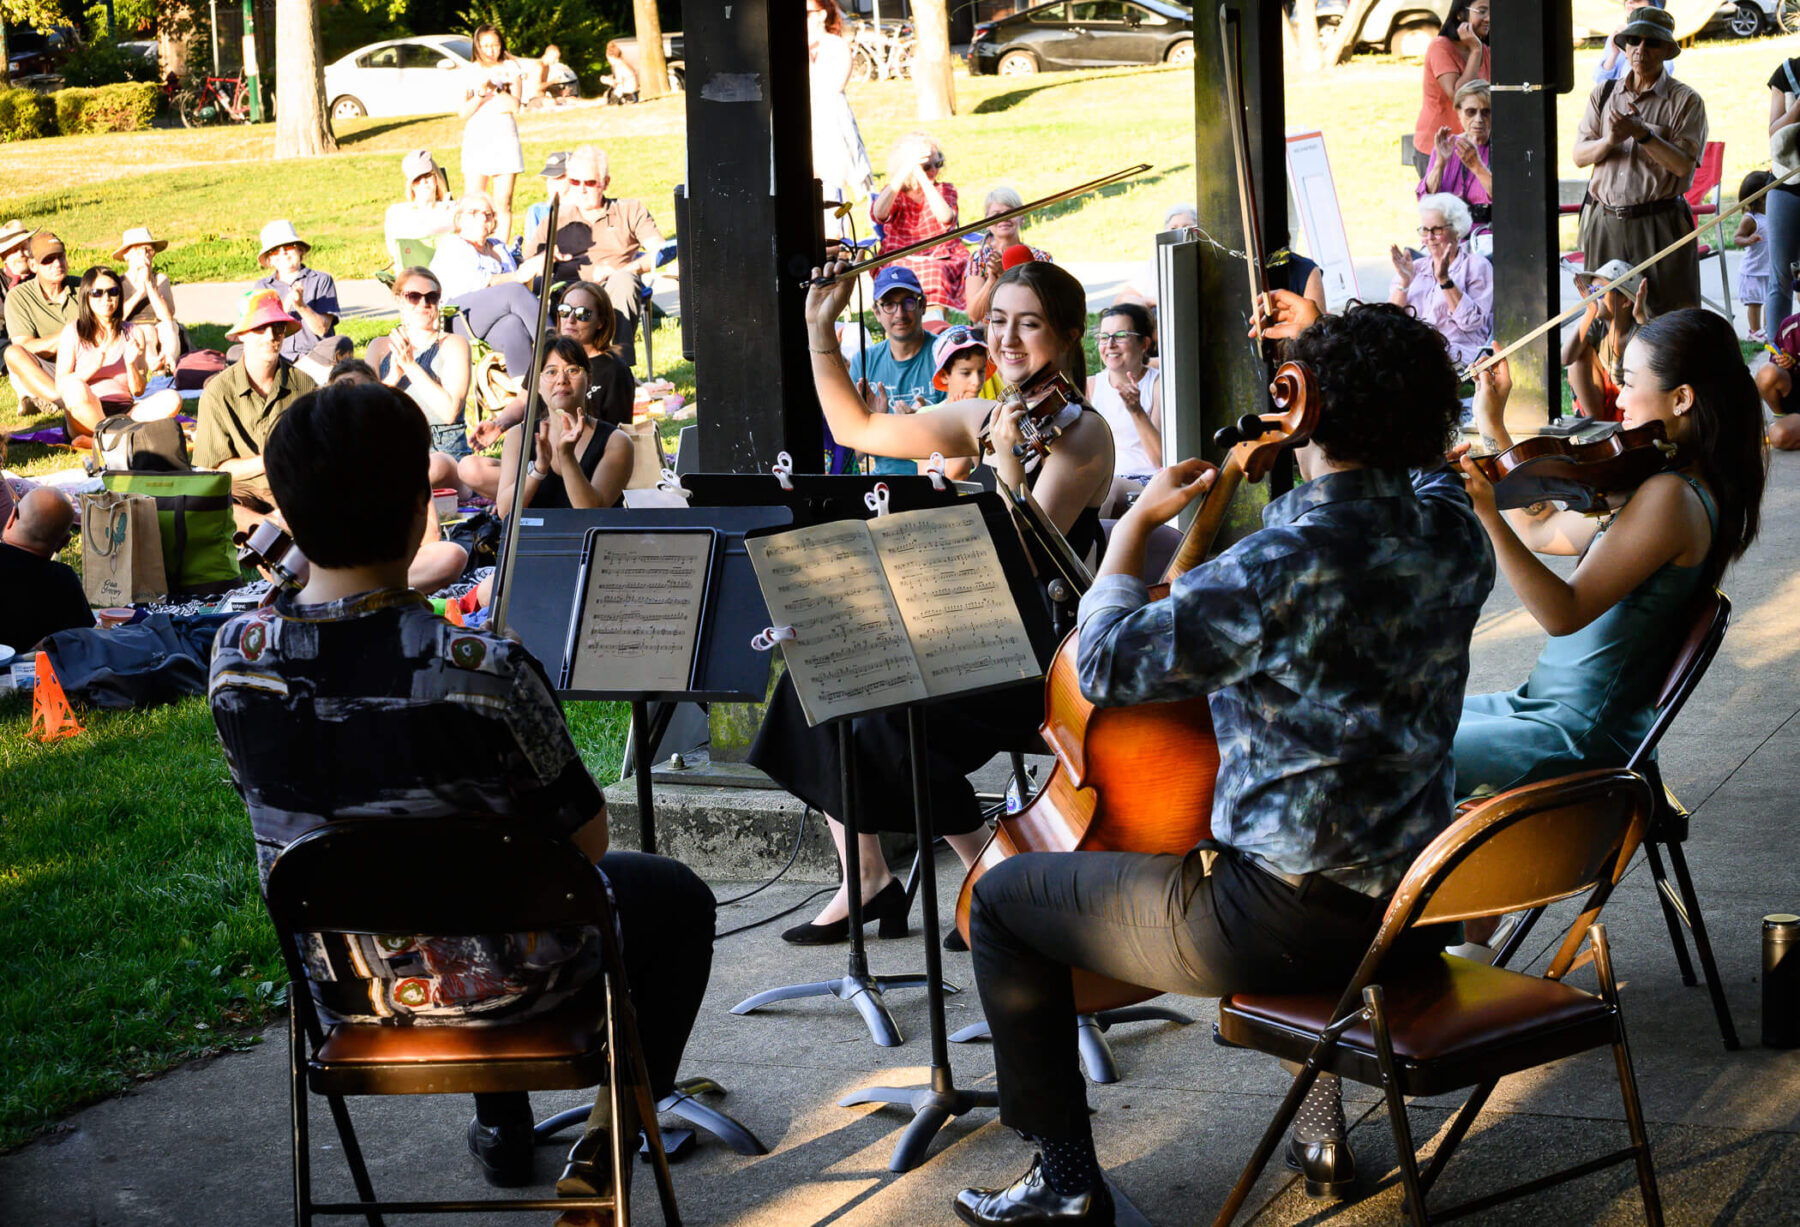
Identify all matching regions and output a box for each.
[518,510,787,1159]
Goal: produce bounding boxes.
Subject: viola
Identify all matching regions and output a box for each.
[979,368,1083,463]
[1472,420,1684,513]
[953,363,1321,1014]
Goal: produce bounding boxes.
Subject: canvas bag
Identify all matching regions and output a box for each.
[101,471,238,593]
[620,420,666,489]
[80,490,168,605]
[90,416,190,474]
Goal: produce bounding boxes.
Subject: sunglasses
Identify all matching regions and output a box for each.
[400,289,442,306]
[567,178,602,188]
[90,286,122,299]
[1096,330,1143,344]
[1618,34,1665,47]
[557,303,596,321]
[943,326,977,347]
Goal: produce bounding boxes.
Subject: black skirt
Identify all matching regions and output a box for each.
[747,672,1046,837]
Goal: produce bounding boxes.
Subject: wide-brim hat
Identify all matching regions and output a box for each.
[226,286,302,341]
[0,219,32,257]
[257,218,310,266]
[1619,7,1679,54]
[113,226,168,260]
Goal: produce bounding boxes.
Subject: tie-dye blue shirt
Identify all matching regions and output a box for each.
[1076,466,1493,897]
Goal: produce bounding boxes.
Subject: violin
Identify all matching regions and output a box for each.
[978,368,1083,462]
[1472,420,1684,513]
[953,363,1322,1011]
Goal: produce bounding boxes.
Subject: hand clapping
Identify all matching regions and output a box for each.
[1389,243,1415,282]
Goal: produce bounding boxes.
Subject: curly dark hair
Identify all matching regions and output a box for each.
[1286,301,1461,471]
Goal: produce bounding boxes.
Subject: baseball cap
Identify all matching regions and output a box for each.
[1588,258,1645,302]
[539,150,569,179]
[931,325,994,391]
[872,265,924,302]
[28,232,63,262]
[401,149,438,182]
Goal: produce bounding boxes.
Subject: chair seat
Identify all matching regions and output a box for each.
[1698,243,1714,258]
[1218,954,1617,1096]
[310,1009,609,1096]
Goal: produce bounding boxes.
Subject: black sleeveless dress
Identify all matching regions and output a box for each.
[746,421,1105,837]
[528,420,624,510]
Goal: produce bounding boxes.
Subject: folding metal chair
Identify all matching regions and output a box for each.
[1213,768,1661,1227]
[264,817,681,1225]
[1685,142,1733,319]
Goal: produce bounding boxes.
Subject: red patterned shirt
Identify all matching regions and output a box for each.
[878,181,967,309]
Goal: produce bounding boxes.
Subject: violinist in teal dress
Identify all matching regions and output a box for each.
[1452,309,1768,798]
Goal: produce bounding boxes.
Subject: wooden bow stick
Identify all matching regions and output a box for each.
[1473,159,1800,375]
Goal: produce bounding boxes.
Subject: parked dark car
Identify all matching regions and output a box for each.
[969,0,1194,76]
[6,25,79,80]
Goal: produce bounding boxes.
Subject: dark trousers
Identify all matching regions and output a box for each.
[449,282,541,380]
[969,848,1403,1141]
[600,267,644,367]
[475,849,715,1127]
[1578,198,1700,316]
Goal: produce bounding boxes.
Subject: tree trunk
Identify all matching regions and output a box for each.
[1292,0,1322,73]
[634,0,668,101]
[273,0,336,157]
[1330,0,1378,66]
[911,0,955,121]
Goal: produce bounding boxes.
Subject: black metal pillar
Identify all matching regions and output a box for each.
[684,0,825,472]
[1491,2,1572,428]
[1193,1,1286,538]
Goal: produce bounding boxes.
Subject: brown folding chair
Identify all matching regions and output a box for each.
[1213,768,1661,1227]
[1492,590,1738,1050]
[263,817,682,1225]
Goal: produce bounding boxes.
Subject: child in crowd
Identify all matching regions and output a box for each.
[929,325,995,479]
[1736,170,1774,343]
[1562,258,1647,423]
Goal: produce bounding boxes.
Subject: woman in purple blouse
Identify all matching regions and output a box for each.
[1419,80,1492,230]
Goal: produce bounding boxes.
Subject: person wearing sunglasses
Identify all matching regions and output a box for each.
[522,144,663,368]
[0,485,92,653]
[367,267,475,500]
[1387,193,1494,367]
[248,219,352,383]
[871,130,965,318]
[54,264,181,442]
[1572,3,1705,316]
[195,288,316,533]
[2,231,78,422]
[429,189,546,383]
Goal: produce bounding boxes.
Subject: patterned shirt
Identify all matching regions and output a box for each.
[209,587,606,1024]
[1076,466,1494,897]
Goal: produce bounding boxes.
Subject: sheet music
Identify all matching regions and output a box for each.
[747,522,928,725]
[869,505,1040,697]
[565,530,713,694]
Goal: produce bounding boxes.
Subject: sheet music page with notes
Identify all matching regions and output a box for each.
[747,521,928,725]
[868,504,1040,697]
[566,530,714,694]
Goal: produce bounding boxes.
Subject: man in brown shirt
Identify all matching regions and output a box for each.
[3,232,78,417]
[1573,6,1707,315]
[524,144,662,367]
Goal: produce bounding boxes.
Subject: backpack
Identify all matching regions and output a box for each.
[90,416,190,475]
[101,470,240,595]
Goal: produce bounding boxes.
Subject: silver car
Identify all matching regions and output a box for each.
[323,34,478,121]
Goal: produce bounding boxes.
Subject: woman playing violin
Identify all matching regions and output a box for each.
[748,256,1114,946]
[1453,308,1766,798]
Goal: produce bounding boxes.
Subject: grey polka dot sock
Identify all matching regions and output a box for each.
[1293,1073,1346,1145]
[1037,1131,1102,1197]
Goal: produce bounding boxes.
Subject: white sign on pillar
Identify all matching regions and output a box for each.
[1284,129,1356,312]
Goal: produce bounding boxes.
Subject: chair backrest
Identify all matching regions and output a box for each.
[1630,589,1730,770]
[394,235,437,273]
[1684,141,1725,212]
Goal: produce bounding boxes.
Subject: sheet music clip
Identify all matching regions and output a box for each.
[771,452,796,491]
[750,625,796,652]
[863,482,891,518]
[657,467,692,499]
[925,453,948,492]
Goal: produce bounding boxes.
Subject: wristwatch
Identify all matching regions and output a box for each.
[1439,277,1456,290]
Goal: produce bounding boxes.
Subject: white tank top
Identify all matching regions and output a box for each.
[1089,365,1160,478]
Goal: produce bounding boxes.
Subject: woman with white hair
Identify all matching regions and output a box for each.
[428,188,546,381]
[964,184,1054,324]
[1389,192,1493,365]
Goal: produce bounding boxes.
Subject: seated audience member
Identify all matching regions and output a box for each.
[0,437,38,527]
[327,357,379,385]
[522,151,570,242]
[430,189,545,380]
[114,227,182,374]
[1389,193,1494,366]
[0,219,30,296]
[3,232,78,418]
[0,486,90,650]
[872,131,964,318]
[494,337,633,520]
[56,265,181,440]
[525,145,662,367]
[1114,203,1198,310]
[194,289,315,531]
[1419,80,1493,236]
[1754,314,1800,450]
[366,267,474,496]
[384,149,456,269]
[850,266,942,477]
[1086,302,1163,516]
[249,220,352,382]
[532,44,579,105]
[1563,259,1648,423]
[964,186,1053,325]
[459,282,633,499]
[208,379,715,1205]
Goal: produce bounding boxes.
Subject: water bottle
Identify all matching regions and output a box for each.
[1765,913,1800,1048]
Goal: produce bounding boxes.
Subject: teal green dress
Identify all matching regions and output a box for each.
[1453,476,1716,797]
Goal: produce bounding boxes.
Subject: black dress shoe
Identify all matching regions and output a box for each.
[467,1115,534,1187]
[557,1125,633,1199]
[1284,1131,1357,1198]
[944,925,969,952]
[954,1156,1115,1226]
[780,878,910,945]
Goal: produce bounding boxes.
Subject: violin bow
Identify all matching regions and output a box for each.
[487,193,561,638]
[1219,5,1274,331]
[1474,159,1800,375]
[804,163,1152,287]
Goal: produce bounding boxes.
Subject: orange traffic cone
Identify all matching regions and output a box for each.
[29,654,84,743]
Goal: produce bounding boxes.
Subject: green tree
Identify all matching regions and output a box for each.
[275,0,338,157]
[456,0,617,93]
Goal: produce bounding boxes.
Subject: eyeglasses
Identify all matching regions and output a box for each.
[557,303,595,321]
[465,210,496,219]
[875,295,923,314]
[567,178,602,189]
[90,286,122,299]
[400,289,442,306]
[1096,330,1143,344]
[1417,225,1451,237]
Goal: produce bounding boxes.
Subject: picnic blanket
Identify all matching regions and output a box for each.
[41,612,232,709]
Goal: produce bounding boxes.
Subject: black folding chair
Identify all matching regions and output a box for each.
[1214,769,1661,1227]
[263,817,681,1225]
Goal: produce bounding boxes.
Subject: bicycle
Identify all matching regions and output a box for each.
[848,18,914,83]
[176,72,256,127]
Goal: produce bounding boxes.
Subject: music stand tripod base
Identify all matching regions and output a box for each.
[535,1076,769,1157]
[950,1004,1195,1085]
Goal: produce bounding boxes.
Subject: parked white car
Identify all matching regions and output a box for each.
[323,34,478,121]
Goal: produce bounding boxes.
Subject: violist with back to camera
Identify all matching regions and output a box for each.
[952,289,1494,1226]
[747,255,1115,947]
